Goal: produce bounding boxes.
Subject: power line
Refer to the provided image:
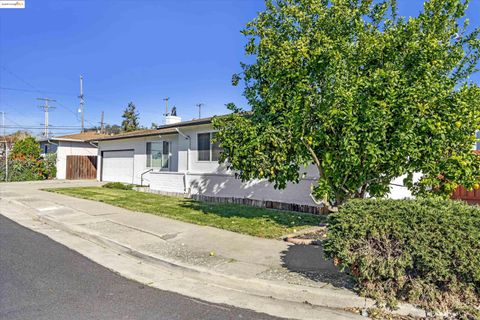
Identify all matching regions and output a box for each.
[1,66,74,95]
[54,99,97,128]
[1,66,96,127]
[0,86,85,122]
[1,125,86,129]
[2,65,38,89]
[0,102,37,119]
[5,116,25,128]
[0,86,74,96]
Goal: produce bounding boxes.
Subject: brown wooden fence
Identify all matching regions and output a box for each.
[66,155,97,180]
[451,185,480,205]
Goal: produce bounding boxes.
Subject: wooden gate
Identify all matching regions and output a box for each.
[452,186,480,205]
[66,155,97,180]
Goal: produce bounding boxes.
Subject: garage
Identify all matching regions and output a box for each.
[101,150,134,184]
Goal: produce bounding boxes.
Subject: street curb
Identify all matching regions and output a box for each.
[4,197,425,318]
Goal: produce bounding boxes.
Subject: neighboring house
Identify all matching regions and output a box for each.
[1,135,15,157]
[90,115,414,210]
[39,140,58,156]
[42,132,109,180]
[2,131,31,157]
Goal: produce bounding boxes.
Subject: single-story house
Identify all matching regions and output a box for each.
[90,115,416,210]
[2,131,31,157]
[41,132,109,180]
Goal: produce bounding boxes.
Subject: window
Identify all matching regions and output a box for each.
[146,141,169,169]
[198,133,210,161]
[197,132,222,161]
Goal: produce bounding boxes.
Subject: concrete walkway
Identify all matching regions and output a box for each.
[0,180,422,320]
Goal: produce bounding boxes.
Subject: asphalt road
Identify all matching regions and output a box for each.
[0,215,283,320]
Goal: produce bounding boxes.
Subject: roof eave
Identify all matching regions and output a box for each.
[87,115,226,142]
[88,131,178,142]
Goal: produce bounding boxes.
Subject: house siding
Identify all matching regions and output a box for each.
[97,122,416,206]
[97,134,178,185]
[56,141,98,180]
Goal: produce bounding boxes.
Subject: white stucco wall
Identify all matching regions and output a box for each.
[97,133,178,185]
[386,173,422,199]
[149,172,318,205]
[176,124,228,173]
[149,172,186,193]
[190,174,317,205]
[98,122,420,205]
[56,141,98,179]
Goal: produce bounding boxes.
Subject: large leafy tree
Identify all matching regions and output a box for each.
[121,102,140,132]
[213,0,480,209]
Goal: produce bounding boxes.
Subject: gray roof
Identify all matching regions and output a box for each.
[89,116,217,142]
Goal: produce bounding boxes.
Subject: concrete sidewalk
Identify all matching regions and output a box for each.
[0,181,422,320]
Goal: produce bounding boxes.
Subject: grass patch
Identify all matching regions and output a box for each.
[45,187,325,238]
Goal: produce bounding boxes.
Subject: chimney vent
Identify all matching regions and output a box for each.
[165,115,181,125]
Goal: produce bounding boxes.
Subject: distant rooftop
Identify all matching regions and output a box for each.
[89,116,218,142]
[90,127,178,142]
[48,131,111,142]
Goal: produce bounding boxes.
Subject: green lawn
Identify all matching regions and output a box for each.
[45,187,325,239]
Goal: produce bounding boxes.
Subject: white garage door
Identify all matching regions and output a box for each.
[102,150,134,183]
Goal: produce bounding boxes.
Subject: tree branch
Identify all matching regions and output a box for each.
[303,140,324,178]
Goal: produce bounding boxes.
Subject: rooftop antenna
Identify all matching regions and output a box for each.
[163,97,170,116]
[196,103,204,119]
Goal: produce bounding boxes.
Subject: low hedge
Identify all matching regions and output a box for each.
[102,182,134,190]
[324,198,480,318]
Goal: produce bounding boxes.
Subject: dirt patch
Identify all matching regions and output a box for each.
[284,226,328,245]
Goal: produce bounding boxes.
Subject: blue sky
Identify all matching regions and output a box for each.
[0,0,479,136]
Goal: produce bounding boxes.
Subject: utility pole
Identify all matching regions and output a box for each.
[100,111,105,134]
[37,98,56,138]
[1,111,7,181]
[196,103,204,119]
[79,75,85,132]
[163,97,170,116]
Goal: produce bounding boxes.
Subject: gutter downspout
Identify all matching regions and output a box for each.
[47,139,59,146]
[46,139,59,156]
[175,128,191,194]
[88,141,98,148]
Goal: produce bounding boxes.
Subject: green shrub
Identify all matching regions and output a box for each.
[324,198,480,318]
[0,154,57,182]
[43,153,57,179]
[5,158,45,181]
[0,137,56,182]
[102,182,133,190]
[9,136,40,160]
